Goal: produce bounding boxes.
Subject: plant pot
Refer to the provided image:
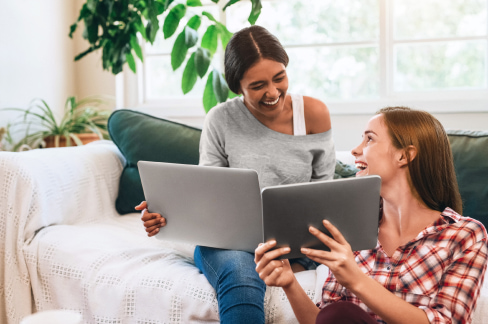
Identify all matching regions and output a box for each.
[43,133,101,148]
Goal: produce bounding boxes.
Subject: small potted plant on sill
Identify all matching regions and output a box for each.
[2,95,112,151]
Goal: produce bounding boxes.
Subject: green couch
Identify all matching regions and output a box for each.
[108,109,488,228]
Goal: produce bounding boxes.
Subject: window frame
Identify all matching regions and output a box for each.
[116,0,488,116]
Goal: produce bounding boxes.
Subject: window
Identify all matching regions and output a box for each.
[121,0,488,116]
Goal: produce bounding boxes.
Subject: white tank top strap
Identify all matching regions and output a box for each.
[291,94,307,136]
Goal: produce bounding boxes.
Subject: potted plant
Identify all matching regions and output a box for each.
[2,96,112,151]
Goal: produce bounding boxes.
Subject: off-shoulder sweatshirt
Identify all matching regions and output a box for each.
[199,95,336,189]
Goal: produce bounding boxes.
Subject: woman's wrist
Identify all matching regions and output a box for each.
[282,276,301,292]
[346,271,373,298]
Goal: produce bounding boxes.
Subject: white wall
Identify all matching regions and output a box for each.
[0,0,115,128]
[0,0,76,123]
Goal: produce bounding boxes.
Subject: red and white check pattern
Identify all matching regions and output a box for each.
[319,208,488,324]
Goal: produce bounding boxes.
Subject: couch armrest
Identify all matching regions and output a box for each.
[0,140,124,242]
[0,141,124,323]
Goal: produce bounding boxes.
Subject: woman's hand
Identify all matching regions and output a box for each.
[135,201,166,237]
[301,220,364,290]
[254,240,295,288]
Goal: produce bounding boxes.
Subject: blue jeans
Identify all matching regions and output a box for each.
[194,246,266,324]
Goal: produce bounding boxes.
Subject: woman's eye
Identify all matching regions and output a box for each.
[367,136,373,142]
[274,77,284,83]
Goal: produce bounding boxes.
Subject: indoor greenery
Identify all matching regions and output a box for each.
[2,96,112,151]
[69,0,262,112]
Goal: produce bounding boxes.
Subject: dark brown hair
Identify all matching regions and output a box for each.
[378,107,462,214]
[224,25,289,94]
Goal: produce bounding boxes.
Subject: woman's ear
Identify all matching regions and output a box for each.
[399,145,417,167]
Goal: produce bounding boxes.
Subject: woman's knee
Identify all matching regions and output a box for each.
[194,247,265,290]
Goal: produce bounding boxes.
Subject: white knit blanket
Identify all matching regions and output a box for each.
[0,141,327,323]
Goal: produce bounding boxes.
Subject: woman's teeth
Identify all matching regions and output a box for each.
[262,96,280,106]
[355,162,367,170]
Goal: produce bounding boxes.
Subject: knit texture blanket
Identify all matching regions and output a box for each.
[0,141,326,323]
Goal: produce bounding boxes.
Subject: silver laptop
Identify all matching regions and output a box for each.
[138,160,263,252]
[138,161,381,256]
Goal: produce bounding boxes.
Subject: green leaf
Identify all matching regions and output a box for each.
[134,19,147,41]
[201,25,218,55]
[216,23,233,49]
[184,26,198,48]
[171,31,189,70]
[187,0,203,7]
[163,4,186,39]
[212,69,229,103]
[146,1,160,43]
[186,15,201,30]
[223,0,240,10]
[248,0,262,25]
[130,35,143,62]
[211,0,219,3]
[182,53,198,94]
[195,47,211,78]
[202,11,217,22]
[69,22,78,39]
[203,71,218,113]
[83,16,99,43]
[163,0,175,11]
[145,21,154,43]
[87,0,97,12]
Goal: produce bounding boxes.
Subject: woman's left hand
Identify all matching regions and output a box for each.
[301,219,364,290]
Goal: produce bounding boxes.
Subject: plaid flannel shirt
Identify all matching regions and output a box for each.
[319,208,488,324]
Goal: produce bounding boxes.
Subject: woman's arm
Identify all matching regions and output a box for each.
[303,221,430,324]
[254,241,319,324]
[199,105,229,167]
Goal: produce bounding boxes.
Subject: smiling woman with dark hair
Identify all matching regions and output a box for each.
[255,107,487,324]
[136,25,336,324]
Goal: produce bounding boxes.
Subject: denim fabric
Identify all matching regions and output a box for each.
[194,246,266,324]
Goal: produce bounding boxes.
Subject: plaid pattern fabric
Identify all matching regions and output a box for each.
[319,208,488,324]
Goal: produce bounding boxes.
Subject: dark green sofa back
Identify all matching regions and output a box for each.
[447,130,488,226]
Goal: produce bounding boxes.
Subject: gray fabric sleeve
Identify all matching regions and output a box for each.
[199,105,229,167]
[311,130,336,182]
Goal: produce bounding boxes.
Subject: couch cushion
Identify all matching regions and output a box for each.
[108,109,356,214]
[108,110,201,214]
[447,130,488,227]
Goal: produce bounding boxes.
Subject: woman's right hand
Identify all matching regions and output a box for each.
[254,240,295,288]
[135,201,166,237]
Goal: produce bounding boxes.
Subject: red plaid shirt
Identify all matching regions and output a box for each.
[319,208,488,324]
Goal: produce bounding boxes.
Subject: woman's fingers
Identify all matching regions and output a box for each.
[257,259,287,281]
[143,217,166,228]
[263,265,285,286]
[148,227,160,237]
[301,248,334,265]
[308,225,341,250]
[321,219,348,245]
[255,241,290,265]
[141,210,162,222]
[135,201,147,210]
[254,240,277,263]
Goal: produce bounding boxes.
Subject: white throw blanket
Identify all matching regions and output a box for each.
[0,141,326,323]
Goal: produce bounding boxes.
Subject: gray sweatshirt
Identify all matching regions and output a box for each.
[199,96,336,189]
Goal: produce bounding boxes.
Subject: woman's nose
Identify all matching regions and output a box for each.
[351,142,362,157]
[266,85,279,98]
